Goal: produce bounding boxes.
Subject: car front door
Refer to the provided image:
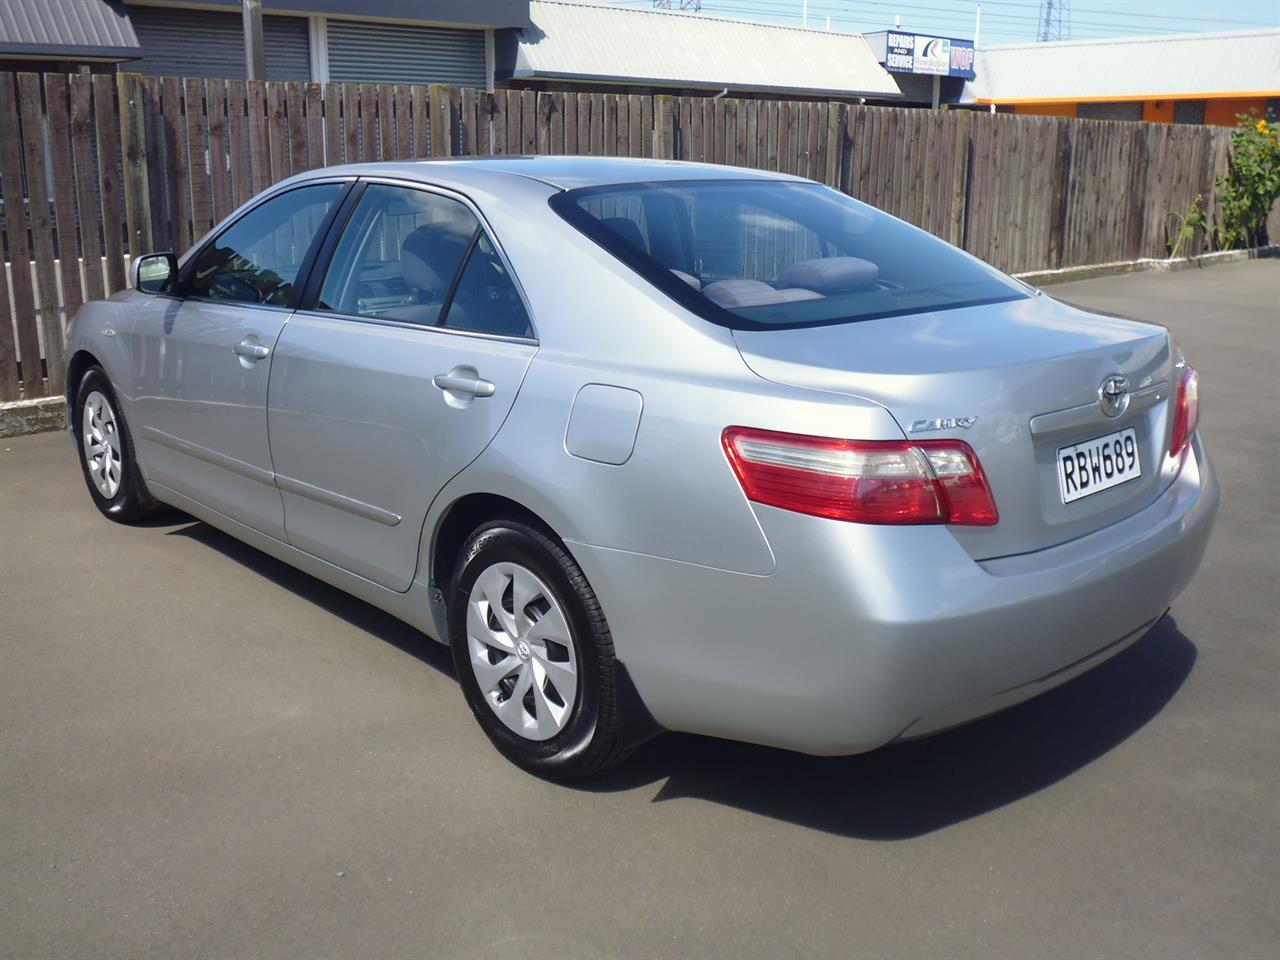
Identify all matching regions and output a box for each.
[266,180,537,592]
[126,181,348,539]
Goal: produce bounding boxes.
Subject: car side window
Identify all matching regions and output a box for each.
[186,183,343,306]
[316,184,478,327]
[316,183,532,338]
[441,232,533,339]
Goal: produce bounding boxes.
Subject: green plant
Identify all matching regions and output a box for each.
[1166,194,1209,259]
[1216,112,1280,249]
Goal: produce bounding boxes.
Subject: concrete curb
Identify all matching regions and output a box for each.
[0,396,66,438]
[1016,245,1279,287]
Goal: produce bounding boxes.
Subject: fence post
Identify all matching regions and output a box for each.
[117,73,152,257]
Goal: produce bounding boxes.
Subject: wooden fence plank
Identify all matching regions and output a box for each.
[225,79,249,210]
[115,73,150,259]
[246,80,269,196]
[305,83,324,169]
[338,84,357,163]
[207,79,233,222]
[68,75,105,304]
[159,77,188,254]
[266,82,286,181]
[428,84,444,157]
[185,77,213,242]
[322,82,341,166]
[43,74,86,342]
[358,84,377,160]
[376,83,393,161]
[18,74,65,391]
[91,74,127,293]
[0,74,41,395]
[520,90,536,154]
[537,91,553,155]
[0,243,17,399]
[138,76,167,250]
[410,85,429,158]
[389,83,409,158]
[284,81,307,174]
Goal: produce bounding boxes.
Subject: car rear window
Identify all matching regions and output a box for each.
[549,179,1028,331]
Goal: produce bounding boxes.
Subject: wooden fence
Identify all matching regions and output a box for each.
[0,70,1233,402]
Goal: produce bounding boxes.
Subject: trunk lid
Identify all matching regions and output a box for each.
[733,293,1178,559]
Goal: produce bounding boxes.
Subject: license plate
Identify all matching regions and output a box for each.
[1056,428,1141,503]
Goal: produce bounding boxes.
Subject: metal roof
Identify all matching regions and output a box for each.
[506,1,901,99]
[0,0,140,60]
[962,29,1280,104]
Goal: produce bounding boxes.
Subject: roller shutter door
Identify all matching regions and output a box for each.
[887,72,936,105]
[128,7,309,81]
[326,19,486,87]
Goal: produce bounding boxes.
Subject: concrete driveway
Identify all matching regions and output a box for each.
[2,260,1277,958]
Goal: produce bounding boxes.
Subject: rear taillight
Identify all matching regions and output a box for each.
[721,427,998,526]
[1169,366,1199,460]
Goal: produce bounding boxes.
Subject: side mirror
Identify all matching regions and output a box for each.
[130,252,178,295]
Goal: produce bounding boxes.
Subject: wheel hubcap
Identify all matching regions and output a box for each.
[466,562,578,742]
[82,391,123,499]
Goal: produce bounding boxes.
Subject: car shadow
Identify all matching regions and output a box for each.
[167,519,1195,841]
[582,616,1197,839]
[165,520,455,678]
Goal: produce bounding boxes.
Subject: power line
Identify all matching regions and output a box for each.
[612,0,1223,39]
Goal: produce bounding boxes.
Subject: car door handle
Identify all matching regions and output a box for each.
[234,338,271,361]
[432,372,496,398]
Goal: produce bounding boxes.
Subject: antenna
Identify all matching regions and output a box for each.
[1037,0,1070,41]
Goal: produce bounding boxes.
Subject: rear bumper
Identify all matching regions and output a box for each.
[569,434,1218,755]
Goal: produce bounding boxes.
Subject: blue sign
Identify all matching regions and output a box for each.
[880,31,975,80]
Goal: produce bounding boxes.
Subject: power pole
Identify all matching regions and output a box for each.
[1037,0,1070,42]
[242,0,266,80]
[651,1,702,10]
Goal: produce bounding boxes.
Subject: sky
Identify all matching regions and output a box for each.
[599,0,1280,45]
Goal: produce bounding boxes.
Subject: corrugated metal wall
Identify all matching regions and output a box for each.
[326,19,485,87]
[127,7,309,81]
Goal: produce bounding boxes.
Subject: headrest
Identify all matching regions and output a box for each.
[600,217,646,252]
[670,269,701,290]
[778,257,879,294]
[401,223,472,295]
[702,278,821,308]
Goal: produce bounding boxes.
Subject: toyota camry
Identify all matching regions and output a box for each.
[64,157,1218,778]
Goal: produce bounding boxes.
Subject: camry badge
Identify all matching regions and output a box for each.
[909,416,977,433]
[1098,375,1130,419]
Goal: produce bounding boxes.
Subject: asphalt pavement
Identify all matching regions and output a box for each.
[2,259,1277,958]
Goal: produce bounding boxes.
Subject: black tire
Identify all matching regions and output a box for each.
[449,519,631,780]
[72,366,159,523]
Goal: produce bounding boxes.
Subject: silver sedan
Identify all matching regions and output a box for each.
[64,158,1218,778]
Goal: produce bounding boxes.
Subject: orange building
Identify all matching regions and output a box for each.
[961,30,1279,126]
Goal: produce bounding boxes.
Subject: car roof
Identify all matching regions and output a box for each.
[300,155,807,192]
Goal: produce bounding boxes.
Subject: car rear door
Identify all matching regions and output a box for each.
[266,179,537,592]
[126,181,349,539]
